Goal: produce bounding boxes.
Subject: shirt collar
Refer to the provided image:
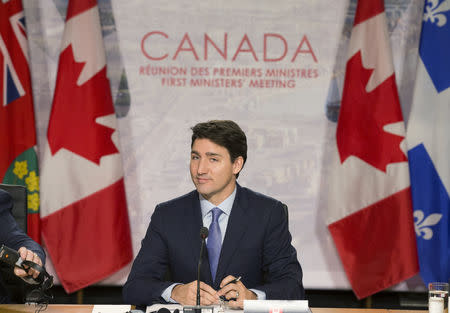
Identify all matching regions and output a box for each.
[200,186,236,218]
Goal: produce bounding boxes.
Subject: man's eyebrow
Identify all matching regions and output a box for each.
[206,152,222,157]
[190,150,222,157]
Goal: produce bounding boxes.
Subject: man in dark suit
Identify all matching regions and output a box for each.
[0,188,46,303]
[123,120,304,308]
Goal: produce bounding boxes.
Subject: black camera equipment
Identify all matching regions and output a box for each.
[0,244,54,304]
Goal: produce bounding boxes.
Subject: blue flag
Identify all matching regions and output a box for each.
[407,0,450,284]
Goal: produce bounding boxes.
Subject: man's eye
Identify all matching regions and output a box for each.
[191,155,199,160]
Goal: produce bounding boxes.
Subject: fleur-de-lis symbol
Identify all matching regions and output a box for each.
[424,0,450,27]
[414,210,442,240]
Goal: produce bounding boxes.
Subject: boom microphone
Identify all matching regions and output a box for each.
[197,227,209,306]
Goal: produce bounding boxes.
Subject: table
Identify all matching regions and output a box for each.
[0,305,428,313]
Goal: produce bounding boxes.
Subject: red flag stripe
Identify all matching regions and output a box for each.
[353,0,385,26]
[27,213,41,243]
[66,0,97,21]
[328,188,418,299]
[41,179,132,293]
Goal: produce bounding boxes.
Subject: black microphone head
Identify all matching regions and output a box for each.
[200,227,209,239]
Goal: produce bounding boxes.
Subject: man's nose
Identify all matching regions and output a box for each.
[197,158,208,174]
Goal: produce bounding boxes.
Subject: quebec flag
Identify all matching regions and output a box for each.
[407,0,450,284]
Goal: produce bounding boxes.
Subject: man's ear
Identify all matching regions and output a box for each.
[232,156,244,175]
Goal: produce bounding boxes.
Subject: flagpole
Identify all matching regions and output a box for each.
[364,295,372,308]
[77,289,84,304]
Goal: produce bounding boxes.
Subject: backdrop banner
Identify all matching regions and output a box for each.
[23,0,424,290]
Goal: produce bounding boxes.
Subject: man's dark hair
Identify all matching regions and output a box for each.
[191,120,247,178]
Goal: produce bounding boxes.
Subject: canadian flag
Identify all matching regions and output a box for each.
[326,0,418,299]
[40,0,132,293]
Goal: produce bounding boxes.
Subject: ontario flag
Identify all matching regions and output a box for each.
[407,0,450,285]
[326,0,419,299]
[0,0,41,242]
[40,0,133,293]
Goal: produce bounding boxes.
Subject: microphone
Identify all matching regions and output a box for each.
[197,227,209,307]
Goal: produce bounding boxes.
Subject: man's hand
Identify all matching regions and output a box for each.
[217,275,257,309]
[171,280,219,306]
[13,247,42,279]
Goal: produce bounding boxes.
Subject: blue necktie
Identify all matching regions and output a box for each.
[207,207,223,281]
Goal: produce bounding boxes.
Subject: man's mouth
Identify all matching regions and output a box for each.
[196,177,210,184]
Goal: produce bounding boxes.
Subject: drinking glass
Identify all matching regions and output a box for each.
[429,282,449,313]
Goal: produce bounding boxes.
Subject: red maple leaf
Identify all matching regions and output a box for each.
[336,51,407,172]
[47,45,118,164]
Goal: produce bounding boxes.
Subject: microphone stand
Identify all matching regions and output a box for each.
[197,235,206,307]
[184,228,213,313]
[193,227,209,313]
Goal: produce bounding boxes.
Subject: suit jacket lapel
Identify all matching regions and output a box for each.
[214,185,249,287]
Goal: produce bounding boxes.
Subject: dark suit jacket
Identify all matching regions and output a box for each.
[123,184,304,306]
[0,189,46,303]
